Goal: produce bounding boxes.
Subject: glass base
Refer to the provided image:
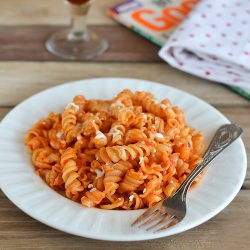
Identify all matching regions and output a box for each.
[45,28,108,60]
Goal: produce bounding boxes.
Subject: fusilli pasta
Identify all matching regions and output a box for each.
[24,89,205,209]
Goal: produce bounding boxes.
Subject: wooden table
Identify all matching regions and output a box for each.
[0,1,249,249]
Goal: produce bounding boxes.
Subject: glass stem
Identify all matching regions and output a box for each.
[67,2,91,41]
[70,15,88,39]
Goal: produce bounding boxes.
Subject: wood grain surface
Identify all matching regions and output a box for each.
[0,26,160,62]
[0,190,249,250]
[0,0,249,249]
[0,62,249,106]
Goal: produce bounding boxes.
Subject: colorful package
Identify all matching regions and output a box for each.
[108,0,198,46]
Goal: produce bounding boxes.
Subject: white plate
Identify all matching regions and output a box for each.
[0,78,247,241]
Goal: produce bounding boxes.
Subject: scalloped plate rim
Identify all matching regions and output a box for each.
[0,77,247,241]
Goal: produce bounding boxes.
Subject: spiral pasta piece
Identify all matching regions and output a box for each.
[124,192,145,209]
[24,117,55,152]
[92,130,108,149]
[80,112,105,136]
[140,177,162,199]
[81,188,105,207]
[124,129,147,144]
[108,122,126,145]
[100,197,124,209]
[87,100,110,113]
[133,91,176,120]
[192,131,206,156]
[109,90,136,126]
[96,143,152,163]
[61,147,84,200]
[25,135,48,152]
[43,164,64,188]
[103,161,133,196]
[113,89,133,106]
[118,169,146,193]
[143,193,163,207]
[32,147,60,169]
[48,128,66,150]
[25,89,206,210]
[73,95,87,112]
[163,178,180,198]
[62,104,78,143]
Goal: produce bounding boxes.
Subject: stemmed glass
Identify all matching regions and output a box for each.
[46,0,108,60]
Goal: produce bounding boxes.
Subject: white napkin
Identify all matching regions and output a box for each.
[159,0,250,92]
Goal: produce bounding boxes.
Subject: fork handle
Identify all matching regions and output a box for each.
[175,124,243,198]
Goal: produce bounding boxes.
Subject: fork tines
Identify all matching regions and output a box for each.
[132,206,178,233]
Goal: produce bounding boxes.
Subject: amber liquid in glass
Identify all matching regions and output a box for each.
[67,0,90,4]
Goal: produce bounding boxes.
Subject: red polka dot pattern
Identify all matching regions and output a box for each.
[159,0,250,91]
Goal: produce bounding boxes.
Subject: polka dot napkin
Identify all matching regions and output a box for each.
[159,0,250,98]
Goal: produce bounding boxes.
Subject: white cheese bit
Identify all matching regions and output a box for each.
[119,147,127,159]
[110,100,124,109]
[141,141,145,144]
[76,123,82,129]
[151,125,156,130]
[90,188,96,192]
[113,134,122,142]
[129,195,134,202]
[153,148,156,153]
[95,168,104,180]
[160,104,167,110]
[56,132,63,139]
[77,135,82,140]
[118,198,122,201]
[66,102,79,112]
[141,113,147,119]
[139,156,144,165]
[143,188,147,194]
[110,127,122,135]
[153,99,160,104]
[85,199,93,207]
[109,127,123,143]
[95,130,107,144]
[88,183,93,189]
[106,162,114,167]
[95,130,105,138]
[155,133,164,139]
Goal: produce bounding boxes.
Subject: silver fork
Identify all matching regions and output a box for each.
[132,124,243,233]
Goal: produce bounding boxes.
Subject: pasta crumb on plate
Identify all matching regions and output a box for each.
[24,89,205,210]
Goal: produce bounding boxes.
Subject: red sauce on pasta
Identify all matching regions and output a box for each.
[24,89,205,210]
